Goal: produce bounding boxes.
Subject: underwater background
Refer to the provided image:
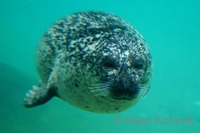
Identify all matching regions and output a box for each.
[0,0,200,132]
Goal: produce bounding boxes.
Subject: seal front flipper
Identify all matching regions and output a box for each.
[24,64,59,108]
[24,82,57,108]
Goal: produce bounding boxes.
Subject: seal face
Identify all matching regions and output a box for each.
[24,11,153,113]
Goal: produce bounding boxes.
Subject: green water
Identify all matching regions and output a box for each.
[0,0,200,132]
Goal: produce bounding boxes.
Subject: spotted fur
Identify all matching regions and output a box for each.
[24,11,153,113]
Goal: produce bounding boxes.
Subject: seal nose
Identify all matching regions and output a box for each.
[111,75,139,100]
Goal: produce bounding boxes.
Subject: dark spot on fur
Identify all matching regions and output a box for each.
[75,83,79,87]
[85,105,90,108]
[114,107,119,110]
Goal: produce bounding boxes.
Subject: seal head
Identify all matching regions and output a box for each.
[24,11,153,113]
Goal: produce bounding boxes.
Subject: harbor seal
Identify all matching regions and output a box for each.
[24,11,153,113]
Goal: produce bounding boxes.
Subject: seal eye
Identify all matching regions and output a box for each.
[131,55,145,70]
[102,57,118,70]
[103,62,116,69]
[134,63,144,69]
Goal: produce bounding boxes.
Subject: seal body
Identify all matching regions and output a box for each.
[24,11,153,113]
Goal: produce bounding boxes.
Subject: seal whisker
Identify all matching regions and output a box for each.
[88,82,111,97]
[136,86,149,100]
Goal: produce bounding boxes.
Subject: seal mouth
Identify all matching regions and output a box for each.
[103,75,140,100]
[110,86,140,100]
[88,80,147,100]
